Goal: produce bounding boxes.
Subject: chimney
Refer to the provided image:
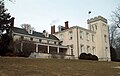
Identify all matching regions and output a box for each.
[51,25,55,34]
[10,17,15,28]
[65,21,69,29]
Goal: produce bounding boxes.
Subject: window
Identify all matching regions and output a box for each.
[92,47,95,55]
[42,40,47,43]
[30,37,33,41]
[92,35,94,42]
[89,25,91,30]
[103,24,107,31]
[59,34,63,41]
[91,24,97,31]
[21,36,24,40]
[80,45,84,53]
[103,23,106,27]
[80,31,83,39]
[54,42,56,44]
[92,25,94,31]
[69,31,72,33]
[87,46,90,53]
[105,47,108,51]
[39,39,42,43]
[70,44,73,48]
[69,31,73,40]
[105,47,108,58]
[95,24,97,30]
[47,40,49,43]
[69,44,73,55]
[30,30,31,34]
[71,49,73,55]
[104,35,107,42]
[86,32,89,41]
[69,36,72,40]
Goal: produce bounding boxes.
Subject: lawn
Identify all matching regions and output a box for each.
[0,57,120,76]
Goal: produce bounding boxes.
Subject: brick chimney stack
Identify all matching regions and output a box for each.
[51,25,55,34]
[65,21,69,29]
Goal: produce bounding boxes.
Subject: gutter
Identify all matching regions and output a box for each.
[13,32,59,42]
[76,27,79,58]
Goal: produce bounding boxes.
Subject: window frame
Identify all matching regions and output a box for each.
[80,31,83,39]
[69,31,73,40]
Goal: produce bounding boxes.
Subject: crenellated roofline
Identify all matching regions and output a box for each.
[87,16,107,24]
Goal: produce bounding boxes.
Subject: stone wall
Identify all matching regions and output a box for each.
[30,52,74,59]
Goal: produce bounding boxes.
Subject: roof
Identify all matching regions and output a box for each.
[13,27,59,41]
[54,26,96,34]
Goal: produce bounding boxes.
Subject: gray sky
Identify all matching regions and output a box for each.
[5,0,120,33]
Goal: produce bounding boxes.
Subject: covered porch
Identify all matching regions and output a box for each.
[29,43,74,59]
[35,43,68,54]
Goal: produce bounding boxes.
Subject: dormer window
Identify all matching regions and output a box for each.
[43,30,49,37]
[44,33,49,37]
[29,29,33,34]
[46,33,49,37]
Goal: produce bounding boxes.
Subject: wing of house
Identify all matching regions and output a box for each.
[12,26,73,59]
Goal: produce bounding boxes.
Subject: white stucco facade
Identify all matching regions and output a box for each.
[54,16,111,61]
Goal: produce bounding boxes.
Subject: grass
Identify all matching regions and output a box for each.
[0,57,120,76]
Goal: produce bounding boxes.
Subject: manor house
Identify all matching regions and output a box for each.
[12,16,111,61]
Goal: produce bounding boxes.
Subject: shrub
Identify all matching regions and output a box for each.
[79,53,98,61]
[92,55,98,60]
[79,53,87,59]
[87,53,93,60]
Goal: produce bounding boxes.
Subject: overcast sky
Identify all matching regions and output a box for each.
[5,0,120,33]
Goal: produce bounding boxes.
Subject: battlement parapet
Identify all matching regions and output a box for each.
[87,16,107,24]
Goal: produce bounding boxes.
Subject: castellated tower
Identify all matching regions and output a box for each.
[87,16,111,61]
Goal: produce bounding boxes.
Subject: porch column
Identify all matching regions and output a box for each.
[36,44,38,52]
[21,42,23,52]
[69,46,71,55]
[48,45,49,53]
[57,46,59,54]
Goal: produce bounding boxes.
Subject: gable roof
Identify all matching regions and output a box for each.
[13,27,59,41]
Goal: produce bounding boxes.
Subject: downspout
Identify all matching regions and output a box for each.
[76,27,79,58]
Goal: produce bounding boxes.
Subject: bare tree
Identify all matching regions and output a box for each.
[11,39,36,57]
[110,6,120,47]
[111,6,120,28]
[109,6,120,61]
